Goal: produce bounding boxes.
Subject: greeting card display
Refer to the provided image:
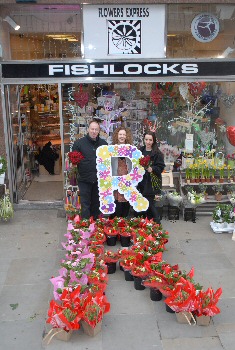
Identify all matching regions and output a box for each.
[96,144,149,214]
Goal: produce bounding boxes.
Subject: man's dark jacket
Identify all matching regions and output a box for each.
[72,134,107,183]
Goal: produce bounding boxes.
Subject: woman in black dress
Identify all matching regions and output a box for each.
[137,132,165,223]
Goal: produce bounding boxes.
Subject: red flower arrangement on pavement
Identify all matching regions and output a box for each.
[68,151,84,165]
[46,215,223,341]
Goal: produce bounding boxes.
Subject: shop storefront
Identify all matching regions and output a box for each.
[0,3,235,207]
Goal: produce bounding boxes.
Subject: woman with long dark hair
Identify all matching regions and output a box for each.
[111,126,133,218]
[137,131,165,223]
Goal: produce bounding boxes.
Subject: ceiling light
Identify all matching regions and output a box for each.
[46,34,78,42]
[3,16,20,30]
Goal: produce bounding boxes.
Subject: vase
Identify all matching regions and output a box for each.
[55,329,73,341]
[120,235,131,247]
[195,178,200,183]
[106,235,117,246]
[190,178,195,183]
[124,269,134,281]
[196,315,211,326]
[219,178,224,183]
[150,288,162,301]
[81,320,102,337]
[205,178,211,183]
[176,312,192,324]
[165,304,175,313]
[133,276,145,290]
[184,208,196,222]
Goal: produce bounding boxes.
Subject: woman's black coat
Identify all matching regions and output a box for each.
[138,146,165,196]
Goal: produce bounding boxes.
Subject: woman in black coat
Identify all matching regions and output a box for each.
[137,132,165,224]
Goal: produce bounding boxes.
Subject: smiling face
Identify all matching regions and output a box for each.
[117,129,127,144]
[144,134,154,150]
[88,121,100,140]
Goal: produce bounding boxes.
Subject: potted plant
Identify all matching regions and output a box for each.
[198,183,208,199]
[212,184,223,201]
[210,165,217,182]
[212,204,225,229]
[104,250,119,274]
[194,287,222,326]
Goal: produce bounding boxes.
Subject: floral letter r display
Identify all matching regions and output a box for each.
[96,144,149,214]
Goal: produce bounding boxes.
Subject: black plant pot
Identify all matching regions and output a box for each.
[168,206,179,220]
[124,270,134,281]
[120,235,131,247]
[165,303,175,313]
[150,288,162,301]
[133,276,145,290]
[106,235,117,246]
[184,208,196,222]
[106,262,116,274]
[119,262,124,271]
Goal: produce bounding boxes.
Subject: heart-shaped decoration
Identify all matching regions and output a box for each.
[74,86,89,108]
[150,87,164,106]
[179,83,189,100]
[227,126,235,146]
[188,82,206,97]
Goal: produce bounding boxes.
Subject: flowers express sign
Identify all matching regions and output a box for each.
[191,13,220,43]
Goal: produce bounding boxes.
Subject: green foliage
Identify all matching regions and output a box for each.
[0,156,7,175]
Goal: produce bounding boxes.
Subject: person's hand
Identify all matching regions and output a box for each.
[147,166,152,173]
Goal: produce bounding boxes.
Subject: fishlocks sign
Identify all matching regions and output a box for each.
[2,61,235,79]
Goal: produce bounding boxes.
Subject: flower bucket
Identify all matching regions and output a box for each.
[165,304,175,313]
[124,269,134,281]
[196,315,211,326]
[133,276,145,290]
[184,208,196,222]
[106,262,116,274]
[106,235,117,246]
[81,320,102,337]
[120,235,131,247]
[55,329,73,341]
[150,288,162,301]
[176,312,193,324]
[168,206,180,220]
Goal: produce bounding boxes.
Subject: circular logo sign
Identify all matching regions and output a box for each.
[191,13,220,43]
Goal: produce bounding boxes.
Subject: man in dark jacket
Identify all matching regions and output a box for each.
[72,120,107,219]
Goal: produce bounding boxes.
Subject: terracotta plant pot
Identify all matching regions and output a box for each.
[219,178,224,183]
[215,193,222,201]
[190,178,195,183]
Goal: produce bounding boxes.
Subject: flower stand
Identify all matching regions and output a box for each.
[124,269,134,281]
[176,312,193,324]
[133,276,145,290]
[120,235,131,247]
[55,329,73,341]
[168,206,180,220]
[150,288,162,301]
[196,315,211,326]
[106,235,117,246]
[81,320,102,337]
[106,262,116,274]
